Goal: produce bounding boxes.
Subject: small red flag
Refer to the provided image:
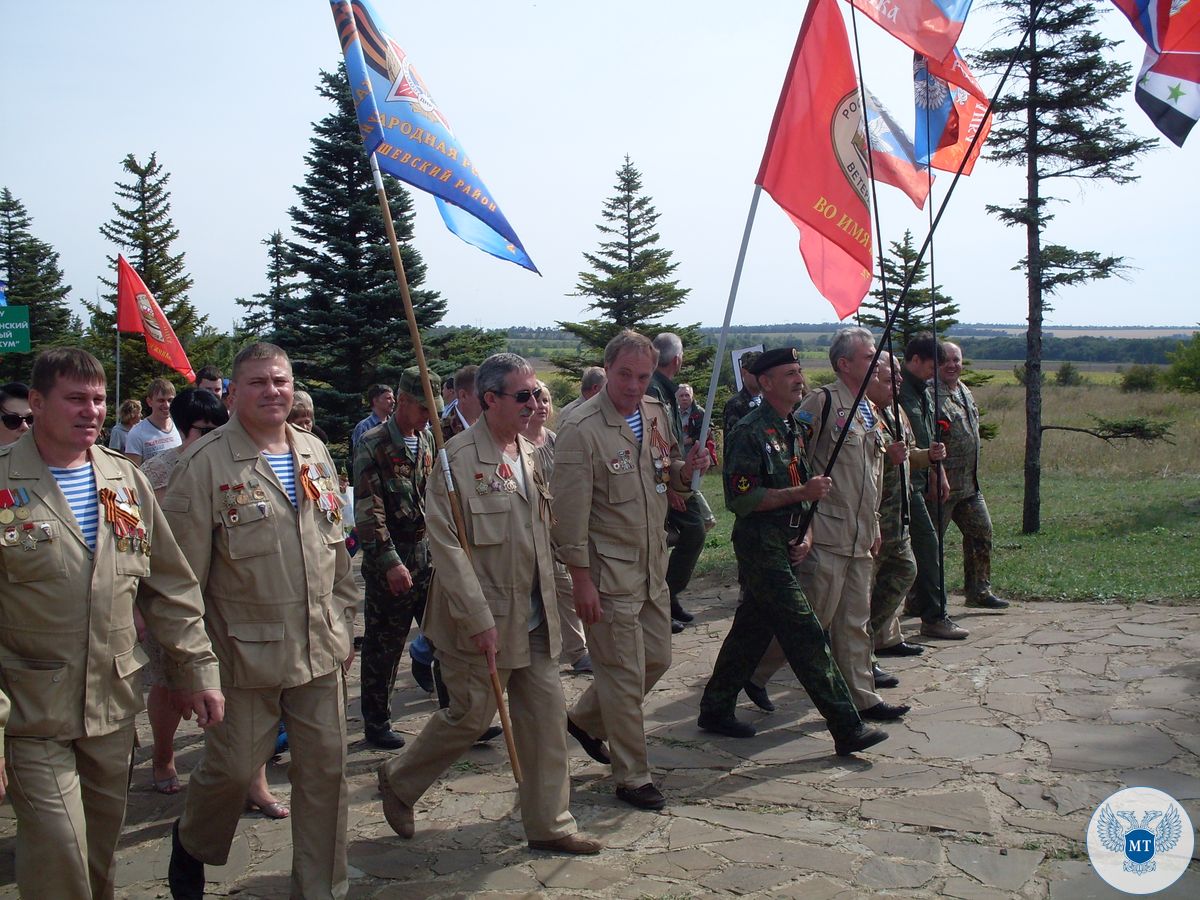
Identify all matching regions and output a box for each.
[756,0,872,319]
[116,255,195,383]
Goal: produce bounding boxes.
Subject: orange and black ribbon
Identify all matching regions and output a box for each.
[98,488,140,536]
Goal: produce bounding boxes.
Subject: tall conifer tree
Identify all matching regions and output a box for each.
[0,188,75,381]
[86,152,210,396]
[238,230,297,337]
[555,156,710,378]
[856,230,959,349]
[275,64,445,442]
[975,0,1156,533]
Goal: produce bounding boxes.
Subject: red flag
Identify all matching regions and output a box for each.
[116,255,195,382]
[757,0,872,318]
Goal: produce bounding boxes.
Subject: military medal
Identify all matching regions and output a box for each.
[299,464,322,502]
[474,473,488,495]
[3,525,17,545]
[99,487,141,550]
[0,508,11,525]
[496,461,518,493]
[21,523,37,551]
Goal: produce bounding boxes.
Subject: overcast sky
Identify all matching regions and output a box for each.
[1,0,1194,334]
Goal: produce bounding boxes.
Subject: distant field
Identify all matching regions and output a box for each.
[978,326,1193,339]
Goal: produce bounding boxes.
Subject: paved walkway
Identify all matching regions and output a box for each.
[2,582,1198,897]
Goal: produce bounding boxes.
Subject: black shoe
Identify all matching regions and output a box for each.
[697,712,757,738]
[411,659,435,693]
[616,782,666,811]
[364,725,406,750]
[873,664,900,689]
[475,725,503,744]
[169,820,204,900]
[567,718,611,764]
[966,592,1010,610]
[859,701,910,721]
[670,599,694,623]
[875,641,924,657]
[834,723,889,756]
[353,634,364,651]
[743,682,776,712]
[671,619,685,634]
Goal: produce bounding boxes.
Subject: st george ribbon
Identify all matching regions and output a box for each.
[330,0,538,271]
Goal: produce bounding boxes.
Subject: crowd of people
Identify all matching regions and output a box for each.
[0,326,1005,897]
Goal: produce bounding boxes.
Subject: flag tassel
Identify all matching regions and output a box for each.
[368,155,522,785]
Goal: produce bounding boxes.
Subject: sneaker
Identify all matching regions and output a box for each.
[615,782,666,810]
[920,617,970,640]
[571,653,593,674]
[965,592,1010,610]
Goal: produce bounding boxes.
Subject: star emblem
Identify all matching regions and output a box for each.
[1167,83,1186,104]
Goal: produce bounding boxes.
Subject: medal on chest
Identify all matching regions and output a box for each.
[302,462,343,523]
[0,487,33,523]
[496,461,518,494]
[649,418,672,494]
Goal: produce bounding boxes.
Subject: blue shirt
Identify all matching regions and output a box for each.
[351,412,382,450]
[624,409,643,444]
[262,452,297,508]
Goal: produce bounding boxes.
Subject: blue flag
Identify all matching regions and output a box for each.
[330,0,537,272]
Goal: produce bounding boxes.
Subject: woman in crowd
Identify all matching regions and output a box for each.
[108,398,143,452]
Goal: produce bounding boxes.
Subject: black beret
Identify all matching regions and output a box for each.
[748,347,800,376]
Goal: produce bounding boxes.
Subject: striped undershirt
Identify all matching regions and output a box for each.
[262,452,297,508]
[49,463,98,551]
[858,399,877,430]
[403,435,419,456]
[624,408,643,443]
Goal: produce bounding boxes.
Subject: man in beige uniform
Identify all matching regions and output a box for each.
[0,348,223,900]
[794,328,909,722]
[378,354,601,854]
[165,343,357,900]
[551,330,710,811]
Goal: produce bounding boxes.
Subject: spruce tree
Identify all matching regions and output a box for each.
[238,230,296,337]
[0,188,75,382]
[555,156,710,379]
[856,230,959,349]
[85,152,211,397]
[276,64,446,443]
[975,0,1156,533]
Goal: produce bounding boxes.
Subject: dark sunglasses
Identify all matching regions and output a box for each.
[191,425,219,437]
[1,413,33,430]
[496,388,543,403]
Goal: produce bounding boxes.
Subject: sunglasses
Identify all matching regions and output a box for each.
[495,388,543,403]
[1,413,33,430]
[191,425,219,437]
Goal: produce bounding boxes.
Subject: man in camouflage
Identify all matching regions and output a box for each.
[696,347,888,756]
[865,352,943,668]
[898,334,967,641]
[721,351,762,442]
[936,343,1008,610]
[354,367,441,749]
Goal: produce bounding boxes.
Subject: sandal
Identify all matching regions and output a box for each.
[246,800,290,819]
[152,774,181,794]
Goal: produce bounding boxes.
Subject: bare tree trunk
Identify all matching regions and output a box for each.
[1022,13,1043,535]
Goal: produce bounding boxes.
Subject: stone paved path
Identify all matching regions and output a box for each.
[3,581,1198,897]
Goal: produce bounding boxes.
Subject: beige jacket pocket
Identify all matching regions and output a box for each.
[0,657,71,737]
[227,621,286,688]
[108,644,150,721]
[593,539,640,598]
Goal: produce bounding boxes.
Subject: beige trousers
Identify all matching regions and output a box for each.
[797,548,882,711]
[179,670,348,899]
[5,725,136,899]
[569,591,672,788]
[383,623,576,841]
[554,562,588,663]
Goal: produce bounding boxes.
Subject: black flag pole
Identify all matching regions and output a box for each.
[790,0,1043,541]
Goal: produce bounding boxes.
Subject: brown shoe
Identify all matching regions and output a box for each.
[377,766,414,838]
[920,617,970,640]
[528,833,604,855]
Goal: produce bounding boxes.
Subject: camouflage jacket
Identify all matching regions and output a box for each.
[935,379,980,495]
[723,401,813,539]
[722,386,760,434]
[646,370,684,444]
[353,417,434,573]
[876,405,932,542]
[898,367,934,492]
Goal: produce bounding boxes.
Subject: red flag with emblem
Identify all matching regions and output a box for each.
[116,255,195,382]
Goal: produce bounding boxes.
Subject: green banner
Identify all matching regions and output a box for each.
[0,307,31,353]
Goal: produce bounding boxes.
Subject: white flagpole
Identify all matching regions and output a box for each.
[691,184,762,490]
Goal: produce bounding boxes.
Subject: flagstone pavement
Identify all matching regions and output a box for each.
[2,579,1198,898]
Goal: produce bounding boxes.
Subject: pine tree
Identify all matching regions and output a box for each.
[238,231,297,337]
[272,64,446,443]
[975,1,1156,533]
[554,156,711,379]
[856,230,959,349]
[85,152,211,397]
[0,188,76,382]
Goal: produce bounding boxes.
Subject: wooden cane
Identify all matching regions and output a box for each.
[486,648,522,783]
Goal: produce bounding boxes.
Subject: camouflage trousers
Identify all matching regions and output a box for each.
[361,541,432,729]
[870,533,917,650]
[939,490,994,601]
[699,523,860,739]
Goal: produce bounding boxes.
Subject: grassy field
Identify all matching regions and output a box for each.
[691,382,1200,603]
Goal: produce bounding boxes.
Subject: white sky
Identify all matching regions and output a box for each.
[1,0,1194,332]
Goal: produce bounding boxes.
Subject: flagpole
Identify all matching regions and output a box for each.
[691,185,762,490]
[924,117,949,610]
[368,154,522,785]
[112,278,121,409]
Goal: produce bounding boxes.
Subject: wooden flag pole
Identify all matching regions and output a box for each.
[369,156,522,784]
